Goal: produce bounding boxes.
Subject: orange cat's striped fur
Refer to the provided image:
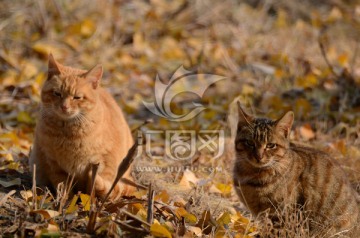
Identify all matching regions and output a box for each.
[30,54,134,200]
[233,102,359,237]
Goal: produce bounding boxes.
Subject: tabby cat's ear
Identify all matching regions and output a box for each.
[237,102,253,125]
[275,111,294,138]
[85,64,103,89]
[48,53,61,80]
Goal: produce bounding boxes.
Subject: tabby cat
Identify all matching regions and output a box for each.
[30,54,134,200]
[233,102,359,237]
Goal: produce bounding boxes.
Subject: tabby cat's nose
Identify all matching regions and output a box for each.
[254,150,264,161]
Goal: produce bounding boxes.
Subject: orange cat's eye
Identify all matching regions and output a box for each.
[53,91,62,97]
[73,96,82,100]
[266,143,276,149]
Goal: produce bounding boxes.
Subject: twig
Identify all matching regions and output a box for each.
[86,163,100,234]
[98,141,139,211]
[165,0,189,20]
[147,183,155,224]
[89,163,99,199]
[350,42,359,76]
[318,33,339,78]
[119,209,151,228]
[0,190,16,206]
[113,219,148,232]
[131,119,153,133]
[58,174,75,212]
[32,164,37,210]
[121,177,147,190]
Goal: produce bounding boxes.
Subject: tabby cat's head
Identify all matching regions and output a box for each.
[41,54,103,120]
[235,102,294,168]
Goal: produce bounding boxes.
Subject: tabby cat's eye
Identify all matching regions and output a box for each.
[266,143,276,149]
[73,96,82,100]
[53,91,62,97]
[245,140,255,147]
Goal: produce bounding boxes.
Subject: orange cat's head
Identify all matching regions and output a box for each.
[235,102,294,168]
[41,54,103,120]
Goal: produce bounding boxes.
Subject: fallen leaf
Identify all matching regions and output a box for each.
[66,194,90,214]
[187,226,202,236]
[178,169,199,189]
[155,190,170,203]
[299,124,315,140]
[196,210,213,235]
[0,178,21,187]
[150,223,172,238]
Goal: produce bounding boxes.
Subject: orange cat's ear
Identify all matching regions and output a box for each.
[237,101,252,125]
[85,64,103,89]
[48,53,61,79]
[275,111,294,138]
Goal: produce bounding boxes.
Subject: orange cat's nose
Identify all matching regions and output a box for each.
[61,105,69,112]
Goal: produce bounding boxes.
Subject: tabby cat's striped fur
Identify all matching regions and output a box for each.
[233,103,359,237]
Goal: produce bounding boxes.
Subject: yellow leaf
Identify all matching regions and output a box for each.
[66,194,90,214]
[132,190,147,199]
[79,194,91,211]
[241,84,255,96]
[0,132,20,145]
[337,53,348,67]
[0,161,20,171]
[155,190,170,203]
[216,212,231,226]
[326,7,343,23]
[128,203,146,214]
[150,223,172,238]
[295,73,318,88]
[160,37,185,60]
[3,153,14,161]
[63,36,80,50]
[66,195,79,214]
[80,19,96,38]
[176,207,197,224]
[32,42,60,56]
[215,225,227,238]
[295,98,312,118]
[215,183,232,196]
[334,140,347,156]
[275,9,288,28]
[17,111,34,124]
[21,61,38,79]
[274,68,285,79]
[133,31,146,52]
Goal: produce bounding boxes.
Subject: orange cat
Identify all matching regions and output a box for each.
[30,54,134,200]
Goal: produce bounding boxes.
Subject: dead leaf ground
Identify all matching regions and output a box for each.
[1,0,360,237]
